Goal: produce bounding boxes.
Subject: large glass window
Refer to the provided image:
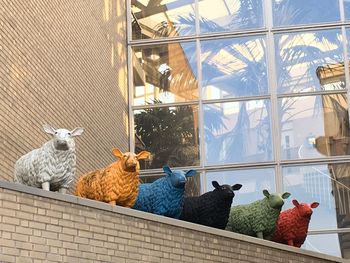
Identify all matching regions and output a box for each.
[275,29,344,94]
[272,0,340,27]
[201,35,268,100]
[204,99,273,165]
[206,168,276,205]
[132,42,198,106]
[198,0,264,34]
[129,1,350,259]
[279,94,349,160]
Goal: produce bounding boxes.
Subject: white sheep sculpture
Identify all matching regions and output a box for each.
[14,124,84,193]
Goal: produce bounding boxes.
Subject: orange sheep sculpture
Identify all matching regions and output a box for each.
[75,148,150,207]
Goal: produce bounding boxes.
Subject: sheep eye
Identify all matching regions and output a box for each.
[55,132,58,135]
[68,133,71,136]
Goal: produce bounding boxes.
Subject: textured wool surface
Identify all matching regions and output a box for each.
[15,141,76,190]
[133,165,196,218]
[14,125,83,191]
[75,149,150,207]
[180,182,242,229]
[272,200,319,247]
[226,191,290,240]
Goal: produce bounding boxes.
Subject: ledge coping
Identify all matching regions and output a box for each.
[0,180,348,263]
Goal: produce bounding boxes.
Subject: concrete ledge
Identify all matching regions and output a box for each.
[0,180,347,263]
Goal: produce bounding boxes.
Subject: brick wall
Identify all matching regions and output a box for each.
[0,181,346,263]
[0,0,128,190]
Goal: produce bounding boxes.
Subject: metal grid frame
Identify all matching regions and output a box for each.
[126,0,350,242]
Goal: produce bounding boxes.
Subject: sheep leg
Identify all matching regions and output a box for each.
[59,188,67,194]
[256,232,264,239]
[42,182,50,191]
[109,200,116,205]
[287,240,294,246]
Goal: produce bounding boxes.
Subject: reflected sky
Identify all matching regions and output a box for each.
[206,168,276,205]
[303,234,341,258]
[204,99,273,165]
[201,36,268,100]
[199,0,264,33]
[275,29,344,94]
[273,0,340,27]
[279,94,349,160]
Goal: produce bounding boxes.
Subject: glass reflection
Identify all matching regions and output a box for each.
[131,0,195,40]
[279,94,350,160]
[204,100,272,165]
[134,105,199,169]
[275,29,344,94]
[272,0,340,27]
[206,168,275,205]
[282,164,350,232]
[303,234,342,258]
[201,36,268,100]
[132,42,198,106]
[198,0,264,33]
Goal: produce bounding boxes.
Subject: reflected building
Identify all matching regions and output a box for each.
[129,0,350,259]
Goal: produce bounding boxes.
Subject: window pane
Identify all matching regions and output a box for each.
[275,29,344,94]
[272,0,340,27]
[132,42,198,106]
[204,100,273,165]
[198,0,264,34]
[201,36,268,100]
[282,163,350,231]
[134,105,199,169]
[345,0,350,21]
[140,172,201,197]
[131,0,195,40]
[279,94,350,160]
[206,168,275,205]
[303,234,343,258]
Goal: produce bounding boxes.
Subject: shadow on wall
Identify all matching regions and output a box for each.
[0,0,128,193]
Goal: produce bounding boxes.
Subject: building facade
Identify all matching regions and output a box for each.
[1,0,350,260]
[129,0,350,258]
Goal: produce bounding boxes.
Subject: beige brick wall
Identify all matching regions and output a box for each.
[0,182,346,263]
[0,0,128,191]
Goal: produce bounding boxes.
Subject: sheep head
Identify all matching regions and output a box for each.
[112,148,150,172]
[163,165,196,189]
[43,124,84,151]
[263,190,291,210]
[292,199,319,218]
[212,181,242,200]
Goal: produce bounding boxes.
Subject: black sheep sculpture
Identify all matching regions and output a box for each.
[180,181,242,229]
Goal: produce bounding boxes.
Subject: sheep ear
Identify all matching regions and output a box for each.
[311,202,319,208]
[163,165,172,175]
[282,192,291,199]
[112,148,123,158]
[43,124,56,135]
[185,170,196,178]
[292,199,299,207]
[70,127,84,137]
[263,189,270,198]
[212,181,220,189]
[137,151,150,160]
[232,184,242,191]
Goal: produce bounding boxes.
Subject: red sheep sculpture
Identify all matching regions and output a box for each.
[272,199,319,247]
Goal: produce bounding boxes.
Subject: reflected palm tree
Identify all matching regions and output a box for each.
[134,100,199,168]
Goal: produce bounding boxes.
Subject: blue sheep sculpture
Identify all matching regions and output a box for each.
[132,165,196,218]
[180,181,242,229]
[226,189,291,240]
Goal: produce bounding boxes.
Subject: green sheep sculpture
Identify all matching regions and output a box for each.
[226,190,291,240]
